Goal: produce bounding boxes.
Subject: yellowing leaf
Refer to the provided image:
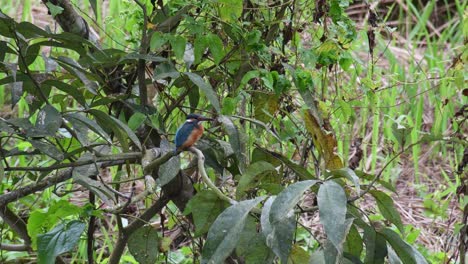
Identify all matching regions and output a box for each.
[302,110,343,170]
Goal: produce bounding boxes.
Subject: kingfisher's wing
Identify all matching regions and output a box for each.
[175,122,194,149]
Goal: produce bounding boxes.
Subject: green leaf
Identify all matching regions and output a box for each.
[66,115,89,145]
[0,118,16,134]
[206,34,224,64]
[20,43,41,70]
[29,139,64,161]
[153,62,180,80]
[194,35,208,65]
[287,244,310,264]
[169,35,186,60]
[37,220,85,264]
[156,139,180,186]
[236,161,276,199]
[72,158,115,204]
[359,221,387,264]
[35,105,62,137]
[261,196,295,264]
[251,147,281,167]
[45,2,64,17]
[64,113,111,143]
[128,112,146,130]
[264,180,317,262]
[270,180,318,224]
[218,115,242,161]
[236,216,275,264]
[42,80,87,107]
[201,197,264,264]
[239,70,260,88]
[16,21,49,38]
[218,0,243,22]
[89,0,98,18]
[184,72,220,112]
[184,190,229,237]
[254,147,314,180]
[252,91,279,123]
[150,32,168,51]
[188,85,200,109]
[54,56,98,94]
[89,109,142,151]
[318,180,348,253]
[344,224,363,258]
[27,200,82,249]
[369,190,404,233]
[379,228,428,264]
[330,168,360,195]
[128,225,160,264]
[354,170,396,193]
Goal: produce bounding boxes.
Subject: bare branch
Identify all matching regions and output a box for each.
[0,206,31,247]
[5,152,142,172]
[0,243,29,251]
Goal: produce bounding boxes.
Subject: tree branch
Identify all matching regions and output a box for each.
[5,152,141,172]
[0,205,31,248]
[0,243,29,251]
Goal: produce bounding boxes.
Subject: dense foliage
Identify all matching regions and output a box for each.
[0,0,466,263]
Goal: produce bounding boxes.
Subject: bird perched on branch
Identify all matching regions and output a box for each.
[175,113,212,153]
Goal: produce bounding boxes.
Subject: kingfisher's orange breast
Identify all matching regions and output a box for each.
[181,124,204,149]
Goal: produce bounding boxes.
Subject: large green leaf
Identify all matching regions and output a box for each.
[317,180,348,253]
[29,139,64,161]
[357,220,387,264]
[270,180,318,224]
[369,190,404,233]
[252,91,279,123]
[288,244,310,264]
[35,105,62,137]
[236,216,275,264]
[109,115,142,151]
[264,180,317,262]
[169,35,186,60]
[184,190,229,237]
[64,113,111,143]
[254,147,314,180]
[330,168,360,194]
[42,80,87,108]
[184,72,220,112]
[27,200,82,249]
[218,115,242,162]
[72,156,115,204]
[128,225,160,264]
[206,34,225,64]
[201,197,264,264]
[261,196,295,264]
[217,0,243,22]
[379,228,428,264]
[37,220,86,264]
[88,109,142,151]
[236,161,276,199]
[344,224,363,258]
[54,56,98,94]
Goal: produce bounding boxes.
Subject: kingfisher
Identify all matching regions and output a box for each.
[174,113,212,153]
